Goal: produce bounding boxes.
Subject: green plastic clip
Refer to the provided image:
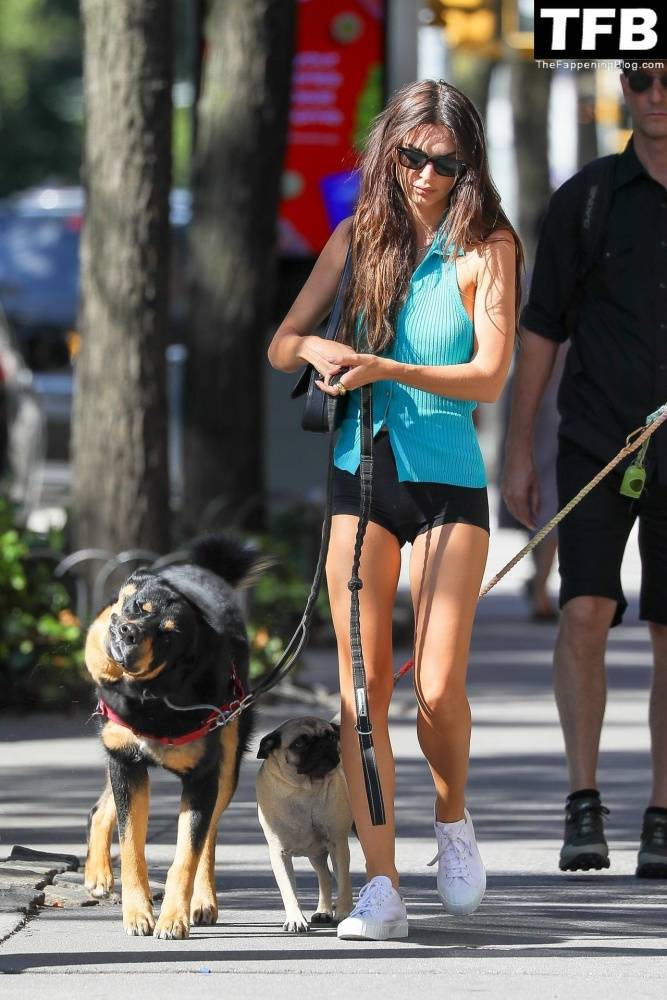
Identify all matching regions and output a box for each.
[620,463,646,499]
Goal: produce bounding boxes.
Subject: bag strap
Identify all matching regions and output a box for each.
[291,243,353,400]
[327,242,353,343]
[348,383,385,825]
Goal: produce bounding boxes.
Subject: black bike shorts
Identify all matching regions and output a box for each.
[332,430,489,548]
[557,436,667,627]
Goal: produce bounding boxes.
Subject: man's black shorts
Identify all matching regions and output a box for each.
[557,436,667,626]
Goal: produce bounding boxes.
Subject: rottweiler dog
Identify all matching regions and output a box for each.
[83,534,260,939]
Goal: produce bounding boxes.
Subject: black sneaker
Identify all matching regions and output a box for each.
[559,790,610,872]
[636,808,667,878]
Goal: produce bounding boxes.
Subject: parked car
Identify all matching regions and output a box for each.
[0,305,44,500]
[0,185,191,458]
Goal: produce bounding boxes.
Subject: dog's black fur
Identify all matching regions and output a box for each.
[84,533,258,939]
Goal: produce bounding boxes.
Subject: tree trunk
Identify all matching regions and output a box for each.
[184,0,295,532]
[510,57,552,265]
[73,0,172,554]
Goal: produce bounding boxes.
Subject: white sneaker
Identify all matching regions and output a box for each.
[428,807,486,915]
[337,875,408,940]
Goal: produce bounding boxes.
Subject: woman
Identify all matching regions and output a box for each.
[268,79,522,940]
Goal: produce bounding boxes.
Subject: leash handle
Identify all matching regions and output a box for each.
[348,384,385,825]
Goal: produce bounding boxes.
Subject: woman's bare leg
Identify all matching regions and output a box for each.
[409,523,489,822]
[327,515,401,888]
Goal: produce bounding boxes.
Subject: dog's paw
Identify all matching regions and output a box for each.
[282,912,310,933]
[191,892,218,926]
[154,906,190,940]
[123,902,155,936]
[84,862,115,898]
[310,910,334,926]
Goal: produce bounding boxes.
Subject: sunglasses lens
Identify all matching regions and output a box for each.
[627,71,667,92]
[628,72,653,93]
[433,157,460,177]
[398,148,426,170]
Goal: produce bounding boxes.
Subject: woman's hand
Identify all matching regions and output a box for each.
[297,336,360,383]
[315,353,388,396]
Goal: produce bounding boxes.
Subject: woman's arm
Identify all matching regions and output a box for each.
[267,217,363,377]
[317,231,517,404]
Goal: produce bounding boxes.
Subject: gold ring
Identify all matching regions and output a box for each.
[337,383,347,397]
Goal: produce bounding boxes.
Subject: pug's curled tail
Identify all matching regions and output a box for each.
[188,532,274,589]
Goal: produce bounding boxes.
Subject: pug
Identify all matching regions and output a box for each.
[256,716,354,932]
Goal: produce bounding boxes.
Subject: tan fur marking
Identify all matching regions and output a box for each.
[85,607,123,684]
[142,601,154,613]
[191,721,241,924]
[118,776,154,934]
[154,740,206,773]
[84,776,117,897]
[163,619,176,631]
[120,584,137,600]
[102,721,139,754]
[126,661,167,684]
[157,720,240,936]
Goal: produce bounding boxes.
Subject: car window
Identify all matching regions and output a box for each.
[0,215,80,328]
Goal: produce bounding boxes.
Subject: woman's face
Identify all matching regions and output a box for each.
[395,124,462,217]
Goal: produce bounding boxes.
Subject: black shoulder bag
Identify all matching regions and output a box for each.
[290,244,353,433]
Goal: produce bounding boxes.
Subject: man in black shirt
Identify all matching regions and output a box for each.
[502,63,667,877]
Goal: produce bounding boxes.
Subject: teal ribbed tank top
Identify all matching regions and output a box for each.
[334,233,486,487]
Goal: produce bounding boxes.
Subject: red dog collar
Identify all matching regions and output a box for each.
[96,667,246,747]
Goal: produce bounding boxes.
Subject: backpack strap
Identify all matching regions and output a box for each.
[578,153,619,281]
[565,153,618,337]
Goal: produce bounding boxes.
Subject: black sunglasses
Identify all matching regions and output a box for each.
[396,146,466,178]
[626,70,667,93]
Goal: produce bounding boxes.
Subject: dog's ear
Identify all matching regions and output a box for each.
[257,730,281,759]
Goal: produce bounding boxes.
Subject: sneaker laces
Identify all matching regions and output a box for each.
[568,801,610,836]
[427,830,471,881]
[349,878,393,917]
[643,814,667,847]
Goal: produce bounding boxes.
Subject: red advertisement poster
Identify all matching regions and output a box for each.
[277,0,385,257]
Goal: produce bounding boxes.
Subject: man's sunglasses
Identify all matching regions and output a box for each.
[626,70,667,93]
[396,146,466,178]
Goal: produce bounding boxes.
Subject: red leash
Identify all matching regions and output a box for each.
[393,658,414,685]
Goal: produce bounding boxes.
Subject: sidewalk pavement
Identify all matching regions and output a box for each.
[1,573,665,998]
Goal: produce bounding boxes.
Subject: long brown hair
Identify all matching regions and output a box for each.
[343,78,524,353]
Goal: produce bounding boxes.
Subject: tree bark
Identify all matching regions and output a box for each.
[73,0,172,554]
[184,0,295,532]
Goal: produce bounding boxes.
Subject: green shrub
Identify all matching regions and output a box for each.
[247,504,331,682]
[0,498,87,711]
[0,496,332,707]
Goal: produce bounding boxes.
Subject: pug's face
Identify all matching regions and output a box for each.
[257,717,341,780]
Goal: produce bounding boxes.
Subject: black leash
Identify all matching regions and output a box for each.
[348,384,385,824]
